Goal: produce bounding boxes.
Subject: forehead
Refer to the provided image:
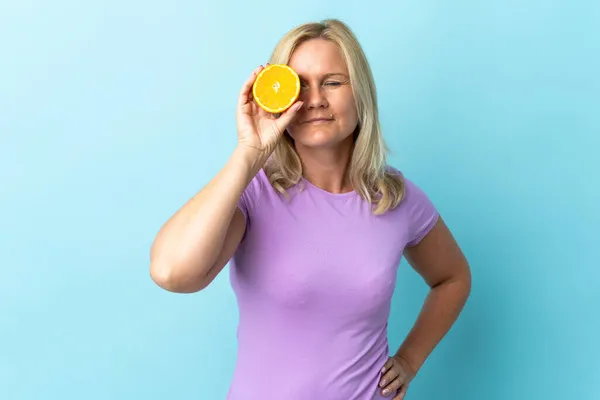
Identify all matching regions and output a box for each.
[288,39,348,77]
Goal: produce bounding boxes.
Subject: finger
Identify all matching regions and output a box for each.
[273,101,304,133]
[381,358,394,374]
[380,366,402,389]
[238,65,264,107]
[257,103,271,119]
[393,384,408,400]
[381,377,402,397]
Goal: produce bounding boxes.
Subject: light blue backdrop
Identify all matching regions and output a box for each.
[1,1,598,399]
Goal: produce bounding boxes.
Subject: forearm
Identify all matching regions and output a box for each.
[394,273,471,374]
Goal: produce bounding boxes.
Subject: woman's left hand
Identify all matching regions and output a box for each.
[378,355,416,399]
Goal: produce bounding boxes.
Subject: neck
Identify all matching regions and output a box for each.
[295,138,354,194]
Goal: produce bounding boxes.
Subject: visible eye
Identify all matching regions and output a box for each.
[299,81,342,91]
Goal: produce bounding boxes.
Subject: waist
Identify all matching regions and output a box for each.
[227,326,389,400]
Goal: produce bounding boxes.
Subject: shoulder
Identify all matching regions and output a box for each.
[238,168,270,219]
[385,165,439,246]
[250,167,270,191]
[383,165,426,205]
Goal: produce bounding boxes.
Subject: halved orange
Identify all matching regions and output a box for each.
[252,64,300,113]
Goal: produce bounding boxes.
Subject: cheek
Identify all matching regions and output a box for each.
[332,86,354,108]
[334,96,358,129]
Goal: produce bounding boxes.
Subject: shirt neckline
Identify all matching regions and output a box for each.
[301,177,358,199]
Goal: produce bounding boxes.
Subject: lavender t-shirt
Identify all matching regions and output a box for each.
[227,167,439,400]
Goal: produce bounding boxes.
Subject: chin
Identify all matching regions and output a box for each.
[289,129,341,148]
[289,121,352,146]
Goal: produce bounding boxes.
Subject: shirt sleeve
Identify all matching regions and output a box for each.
[237,168,265,235]
[402,176,440,247]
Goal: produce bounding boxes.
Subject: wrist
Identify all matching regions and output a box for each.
[231,145,268,180]
[393,352,420,377]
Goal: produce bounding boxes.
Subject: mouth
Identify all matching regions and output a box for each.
[303,117,334,124]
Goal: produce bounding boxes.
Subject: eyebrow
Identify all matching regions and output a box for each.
[298,73,349,80]
[323,73,348,78]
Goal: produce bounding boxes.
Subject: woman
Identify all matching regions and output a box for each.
[150,19,471,400]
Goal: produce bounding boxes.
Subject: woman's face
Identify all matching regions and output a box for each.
[286,39,359,150]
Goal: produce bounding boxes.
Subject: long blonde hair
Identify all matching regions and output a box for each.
[265,19,405,215]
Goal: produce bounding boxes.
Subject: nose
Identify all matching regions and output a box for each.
[303,85,329,110]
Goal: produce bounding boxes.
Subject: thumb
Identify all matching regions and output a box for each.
[274,101,303,133]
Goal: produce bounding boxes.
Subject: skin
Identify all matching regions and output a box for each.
[287,39,472,399]
[150,37,471,400]
[286,38,359,194]
[378,218,471,398]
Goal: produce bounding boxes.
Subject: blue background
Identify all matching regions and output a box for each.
[1,1,598,399]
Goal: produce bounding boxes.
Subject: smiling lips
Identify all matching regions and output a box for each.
[303,117,334,124]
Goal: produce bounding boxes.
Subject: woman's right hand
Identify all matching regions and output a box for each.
[236,64,304,158]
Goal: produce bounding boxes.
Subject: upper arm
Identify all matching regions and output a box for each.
[397,173,469,287]
[199,169,263,290]
[198,207,246,289]
[403,216,471,288]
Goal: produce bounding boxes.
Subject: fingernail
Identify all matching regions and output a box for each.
[383,389,389,395]
[380,380,386,387]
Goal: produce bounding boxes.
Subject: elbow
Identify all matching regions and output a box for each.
[149,262,177,291]
[149,260,209,293]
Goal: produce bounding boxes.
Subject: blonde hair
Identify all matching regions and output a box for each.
[265,19,405,215]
